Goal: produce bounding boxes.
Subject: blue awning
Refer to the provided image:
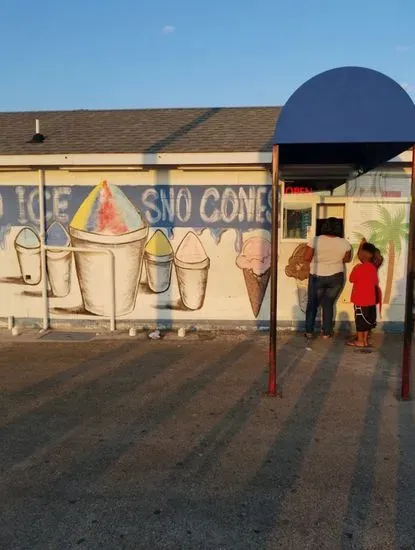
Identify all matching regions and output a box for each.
[273,67,415,176]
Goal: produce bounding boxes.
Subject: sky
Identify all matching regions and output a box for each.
[0,0,414,111]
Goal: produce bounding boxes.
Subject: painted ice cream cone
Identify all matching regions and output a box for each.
[285,244,310,312]
[174,232,210,310]
[144,230,174,293]
[295,278,308,313]
[69,180,148,316]
[243,268,271,318]
[14,227,41,285]
[236,236,271,318]
[46,222,72,297]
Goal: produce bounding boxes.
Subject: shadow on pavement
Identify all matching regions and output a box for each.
[0,332,414,549]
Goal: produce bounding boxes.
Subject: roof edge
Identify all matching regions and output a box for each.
[0,151,273,167]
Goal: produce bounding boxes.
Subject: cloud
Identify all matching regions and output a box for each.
[395,45,410,52]
[162,25,175,35]
[400,82,415,92]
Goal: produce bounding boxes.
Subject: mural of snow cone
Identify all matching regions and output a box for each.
[174,232,210,310]
[144,230,174,293]
[69,180,148,316]
[14,227,41,285]
[285,243,310,313]
[46,222,72,297]
[295,278,308,313]
[236,236,271,318]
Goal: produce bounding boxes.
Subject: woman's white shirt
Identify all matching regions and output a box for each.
[307,235,351,276]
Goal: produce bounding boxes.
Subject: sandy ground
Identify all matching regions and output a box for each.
[0,330,415,549]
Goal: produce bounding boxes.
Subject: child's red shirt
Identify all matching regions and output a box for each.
[349,262,379,306]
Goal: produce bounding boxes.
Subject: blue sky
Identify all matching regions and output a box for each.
[0,0,414,111]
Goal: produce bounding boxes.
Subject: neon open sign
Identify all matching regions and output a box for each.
[284,186,313,194]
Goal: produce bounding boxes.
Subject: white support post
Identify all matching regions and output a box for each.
[38,169,49,331]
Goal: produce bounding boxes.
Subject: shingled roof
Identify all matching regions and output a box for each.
[0,106,280,156]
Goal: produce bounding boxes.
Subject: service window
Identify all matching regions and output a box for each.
[316,204,345,237]
[282,202,313,240]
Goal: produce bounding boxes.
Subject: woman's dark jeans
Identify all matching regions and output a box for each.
[305,272,344,336]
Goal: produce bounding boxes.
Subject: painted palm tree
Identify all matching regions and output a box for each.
[353,206,408,304]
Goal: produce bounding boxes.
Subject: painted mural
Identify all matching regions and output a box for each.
[281,201,410,325]
[68,181,149,316]
[144,230,174,294]
[0,175,410,326]
[46,222,72,297]
[0,180,272,322]
[14,227,42,286]
[236,236,271,317]
[284,244,309,313]
[352,205,408,304]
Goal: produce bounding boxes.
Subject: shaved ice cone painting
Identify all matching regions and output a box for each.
[14,227,41,285]
[144,230,174,293]
[236,236,271,318]
[69,180,148,316]
[285,244,310,313]
[46,222,72,297]
[175,231,210,310]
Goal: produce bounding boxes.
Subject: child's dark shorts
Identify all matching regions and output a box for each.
[354,305,377,332]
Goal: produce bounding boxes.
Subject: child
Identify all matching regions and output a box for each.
[347,242,379,348]
[359,237,383,269]
[349,239,383,344]
[372,246,384,270]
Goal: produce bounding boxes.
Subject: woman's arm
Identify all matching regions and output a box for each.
[343,249,352,263]
[347,238,364,264]
[303,246,314,263]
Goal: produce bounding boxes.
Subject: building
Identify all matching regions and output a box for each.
[0,107,411,330]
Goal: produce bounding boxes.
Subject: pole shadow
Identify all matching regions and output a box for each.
[340,334,397,548]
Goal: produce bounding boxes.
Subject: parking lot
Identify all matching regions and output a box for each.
[0,331,414,549]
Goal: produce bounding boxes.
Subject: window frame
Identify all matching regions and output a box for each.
[280,189,316,243]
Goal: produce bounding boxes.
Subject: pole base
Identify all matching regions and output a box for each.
[263,389,283,398]
[400,393,412,402]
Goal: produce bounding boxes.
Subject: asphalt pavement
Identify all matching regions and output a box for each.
[0,330,414,549]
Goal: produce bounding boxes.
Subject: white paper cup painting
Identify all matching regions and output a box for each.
[14,227,41,285]
[144,230,174,293]
[46,221,72,297]
[69,180,148,316]
[174,231,210,310]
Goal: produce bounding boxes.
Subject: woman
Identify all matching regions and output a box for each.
[304,217,352,339]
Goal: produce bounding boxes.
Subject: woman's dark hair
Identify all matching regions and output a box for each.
[320,217,343,237]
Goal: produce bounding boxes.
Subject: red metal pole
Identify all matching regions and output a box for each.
[401,145,415,400]
[268,144,279,396]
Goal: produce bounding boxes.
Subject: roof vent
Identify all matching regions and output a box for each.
[28,119,46,143]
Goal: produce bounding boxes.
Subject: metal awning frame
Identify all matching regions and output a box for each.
[268,67,415,401]
[268,146,415,401]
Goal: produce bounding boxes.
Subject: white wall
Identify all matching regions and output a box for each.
[0,165,410,328]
